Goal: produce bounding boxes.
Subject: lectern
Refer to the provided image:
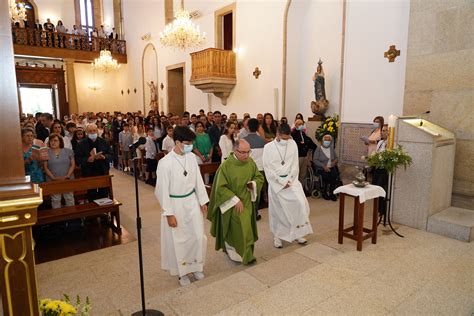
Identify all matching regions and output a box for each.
[392,118,456,230]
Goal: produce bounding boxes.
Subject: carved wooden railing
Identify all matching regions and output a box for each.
[11,27,126,55]
[190,48,236,105]
[190,48,236,80]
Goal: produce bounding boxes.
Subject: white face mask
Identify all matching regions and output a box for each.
[182,144,193,154]
[373,122,380,129]
[278,139,288,146]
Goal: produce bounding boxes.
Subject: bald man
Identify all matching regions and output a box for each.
[75,123,112,200]
[207,139,264,264]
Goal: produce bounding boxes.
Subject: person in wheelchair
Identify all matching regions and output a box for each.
[313,134,339,201]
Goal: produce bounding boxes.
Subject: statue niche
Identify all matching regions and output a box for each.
[310,59,329,119]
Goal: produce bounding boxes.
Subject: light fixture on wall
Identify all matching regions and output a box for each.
[88,68,102,91]
[91,49,120,73]
[9,0,27,24]
[159,0,206,50]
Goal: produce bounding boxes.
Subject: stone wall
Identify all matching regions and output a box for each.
[403,0,474,209]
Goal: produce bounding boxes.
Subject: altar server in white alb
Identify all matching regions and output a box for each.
[263,123,313,248]
[155,126,209,286]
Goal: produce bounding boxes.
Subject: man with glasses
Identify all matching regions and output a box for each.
[207,139,264,264]
[263,124,313,249]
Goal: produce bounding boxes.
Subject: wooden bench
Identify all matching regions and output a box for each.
[38,175,122,234]
[199,162,220,195]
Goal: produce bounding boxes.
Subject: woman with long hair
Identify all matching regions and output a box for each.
[219,121,236,161]
[258,113,277,143]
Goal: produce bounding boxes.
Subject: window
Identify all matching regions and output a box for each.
[79,0,94,36]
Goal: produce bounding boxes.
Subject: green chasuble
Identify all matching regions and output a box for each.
[207,153,264,264]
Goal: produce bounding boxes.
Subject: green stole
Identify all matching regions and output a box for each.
[207,153,264,264]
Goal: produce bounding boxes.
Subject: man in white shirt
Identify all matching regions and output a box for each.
[162,126,175,154]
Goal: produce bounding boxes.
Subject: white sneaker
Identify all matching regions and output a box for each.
[178,275,191,286]
[297,238,307,245]
[273,237,283,248]
[193,271,205,280]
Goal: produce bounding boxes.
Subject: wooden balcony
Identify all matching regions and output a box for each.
[190,48,236,105]
[12,28,127,63]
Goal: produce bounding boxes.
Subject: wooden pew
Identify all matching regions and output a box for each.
[199,162,220,195]
[38,175,122,234]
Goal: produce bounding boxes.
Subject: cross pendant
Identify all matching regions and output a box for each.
[183,171,188,176]
[281,161,285,165]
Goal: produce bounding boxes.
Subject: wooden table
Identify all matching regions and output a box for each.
[334,184,386,251]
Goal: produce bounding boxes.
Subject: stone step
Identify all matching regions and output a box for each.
[427,207,474,242]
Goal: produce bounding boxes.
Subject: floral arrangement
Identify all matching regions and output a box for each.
[364,145,412,174]
[39,295,91,316]
[315,114,339,141]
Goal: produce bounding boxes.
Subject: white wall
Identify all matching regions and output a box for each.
[121,0,287,117]
[29,0,411,122]
[74,63,129,113]
[286,0,343,122]
[340,0,410,123]
[34,0,75,29]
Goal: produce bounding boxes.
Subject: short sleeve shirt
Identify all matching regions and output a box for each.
[46,148,75,180]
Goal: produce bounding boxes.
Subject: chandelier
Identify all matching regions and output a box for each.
[91,49,120,73]
[9,0,27,24]
[159,8,206,50]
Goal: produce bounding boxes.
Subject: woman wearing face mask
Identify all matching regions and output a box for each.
[313,134,339,201]
[155,126,209,286]
[361,116,384,156]
[291,119,316,193]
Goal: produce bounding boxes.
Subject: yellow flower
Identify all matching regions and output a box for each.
[323,124,327,129]
[329,121,333,126]
[328,127,333,132]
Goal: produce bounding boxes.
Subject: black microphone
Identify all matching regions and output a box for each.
[419,111,430,126]
[129,137,146,150]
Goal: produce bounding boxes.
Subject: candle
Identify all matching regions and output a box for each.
[388,114,397,127]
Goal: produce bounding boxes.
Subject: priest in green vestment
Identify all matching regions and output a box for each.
[207,139,264,264]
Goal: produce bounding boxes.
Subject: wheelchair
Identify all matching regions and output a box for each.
[303,161,324,198]
[303,161,343,199]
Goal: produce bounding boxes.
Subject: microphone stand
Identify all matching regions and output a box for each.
[130,146,163,316]
[377,172,404,238]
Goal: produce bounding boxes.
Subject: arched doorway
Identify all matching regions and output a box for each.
[141,43,159,113]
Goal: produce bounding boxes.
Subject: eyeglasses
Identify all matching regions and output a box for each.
[235,149,252,155]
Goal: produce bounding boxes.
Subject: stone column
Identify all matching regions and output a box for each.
[93,0,103,28]
[113,0,123,39]
[0,0,42,315]
[64,59,79,115]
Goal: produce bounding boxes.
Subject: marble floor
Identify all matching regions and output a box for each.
[36,170,474,315]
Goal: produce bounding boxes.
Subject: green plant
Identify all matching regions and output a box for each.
[39,294,91,316]
[315,114,339,141]
[365,145,412,174]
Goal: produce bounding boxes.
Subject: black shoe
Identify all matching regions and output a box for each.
[323,193,330,200]
[256,214,262,221]
[330,194,337,201]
